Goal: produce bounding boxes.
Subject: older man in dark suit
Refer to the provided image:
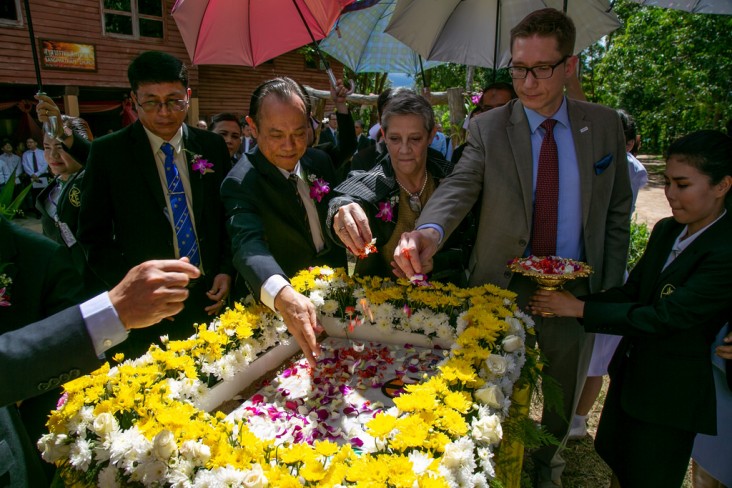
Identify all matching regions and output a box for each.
[78,51,233,360]
[221,77,347,367]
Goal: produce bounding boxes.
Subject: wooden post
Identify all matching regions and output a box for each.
[447,87,466,146]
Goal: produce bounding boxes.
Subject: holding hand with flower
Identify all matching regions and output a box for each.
[328,89,472,284]
[530,131,732,488]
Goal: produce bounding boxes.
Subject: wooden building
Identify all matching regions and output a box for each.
[0,0,344,139]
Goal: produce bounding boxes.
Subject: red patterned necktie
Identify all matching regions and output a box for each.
[531,119,559,257]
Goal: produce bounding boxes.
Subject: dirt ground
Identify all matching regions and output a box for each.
[633,158,670,228]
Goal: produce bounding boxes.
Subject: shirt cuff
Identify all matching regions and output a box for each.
[80,292,128,357]
[416,223,445,244]
[261,275,291,312]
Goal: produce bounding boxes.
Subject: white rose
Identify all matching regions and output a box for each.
[92,412,119,437]
[474,385,505,409]
[242,463,269,487]
[471,413,503,445]
[38,433,70,463]
[180,440,211,465]
[502,335,523,353]
[152,429,177,461]
[485,355,508,376]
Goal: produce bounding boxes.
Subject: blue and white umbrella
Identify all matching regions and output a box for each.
[320,0,445,75]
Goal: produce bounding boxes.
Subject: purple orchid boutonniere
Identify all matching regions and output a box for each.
[0,273,12,307]
[185,149,215,176]
[376,195,399,222]
[307,174,330,203]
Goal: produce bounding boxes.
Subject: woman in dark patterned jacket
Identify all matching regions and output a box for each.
[328,89,474,284]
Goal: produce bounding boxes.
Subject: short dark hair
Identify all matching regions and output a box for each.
[666,130,732,194]
[128,51,188,93]
[617,109,637,145]
[381,89,435,134]
[209,113,241,131]
[510,8,576,57]
[482,82,517,100]
[376,88,394,117]
[249,77,308,126]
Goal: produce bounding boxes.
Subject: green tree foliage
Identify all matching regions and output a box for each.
[592,0,732,153]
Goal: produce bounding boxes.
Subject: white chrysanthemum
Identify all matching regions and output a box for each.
[321,299,339,315]
[440,436,476,470]
[476,446,496,478]
[408,450,434,475]
[455,311,468,336]
[309,290,325,307]
[470,471,489,487]
[97,465,121,487]
[193,466,249,486]
[109,426,148,466]
[133,458,167,484]
[69,438,93,471]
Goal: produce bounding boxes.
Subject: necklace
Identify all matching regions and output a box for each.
[395,170,428,214]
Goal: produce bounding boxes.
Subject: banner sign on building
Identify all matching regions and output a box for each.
[40,40,97,71]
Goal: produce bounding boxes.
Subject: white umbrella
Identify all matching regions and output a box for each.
[384,0,621,69]
[629,0,732,14]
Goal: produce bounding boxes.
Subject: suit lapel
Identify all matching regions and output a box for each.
[182,125,204,225]
[506,102,534,228]
[131,121,167,212]
[567,100,594,229]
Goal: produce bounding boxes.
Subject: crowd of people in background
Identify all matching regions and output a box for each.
[1,7,731,488]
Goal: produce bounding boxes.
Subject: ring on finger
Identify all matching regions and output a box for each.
[338,226,346,232]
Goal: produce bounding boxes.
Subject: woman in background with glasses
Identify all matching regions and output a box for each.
[327,89,474,283]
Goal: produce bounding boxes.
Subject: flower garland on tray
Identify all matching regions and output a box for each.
[40,267,537,487]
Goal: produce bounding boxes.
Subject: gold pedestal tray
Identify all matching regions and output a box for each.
[508,256,593,317]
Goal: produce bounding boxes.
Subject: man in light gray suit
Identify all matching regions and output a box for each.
[393,8,632,487]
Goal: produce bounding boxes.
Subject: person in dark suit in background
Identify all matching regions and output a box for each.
[354,119,374,152]
[209,112,243,172]
[78,51,233,360]
[221,77,347,367]
[530,130,732,488]
[0,213,199,486]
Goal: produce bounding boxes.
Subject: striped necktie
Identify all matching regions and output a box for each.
[161,142,200,266]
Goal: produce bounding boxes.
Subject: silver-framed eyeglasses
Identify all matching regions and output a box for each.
[507,56,569,80]
[136,99,189,113]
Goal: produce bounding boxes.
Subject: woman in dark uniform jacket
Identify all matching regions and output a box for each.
[529,130,732,488]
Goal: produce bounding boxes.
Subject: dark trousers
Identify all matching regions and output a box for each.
[595,373,697,488]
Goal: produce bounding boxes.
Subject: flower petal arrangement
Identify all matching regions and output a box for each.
[41,267,537,487]
[508,255,592,278]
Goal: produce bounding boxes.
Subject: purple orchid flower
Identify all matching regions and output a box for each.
[309,178,330,202]
[375,200,394,222]
[191,156,214,175]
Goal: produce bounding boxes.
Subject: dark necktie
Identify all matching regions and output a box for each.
[161,143,200,266]
[32,151,38,172]
[531,119,559,257]
[289,174,313,238]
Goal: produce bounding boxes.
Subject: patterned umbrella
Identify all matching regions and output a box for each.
[319,0,445,75]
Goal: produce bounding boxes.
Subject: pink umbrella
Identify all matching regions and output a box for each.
[172,0,354,67]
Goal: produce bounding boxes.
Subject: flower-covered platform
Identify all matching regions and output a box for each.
[40,267,538,487]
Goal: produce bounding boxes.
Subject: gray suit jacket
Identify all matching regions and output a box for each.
[418,98,632,293]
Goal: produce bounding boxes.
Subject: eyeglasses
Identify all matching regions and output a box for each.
[507,56,569,80]
[135,99,189,113]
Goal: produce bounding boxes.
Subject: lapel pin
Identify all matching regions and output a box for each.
[580,126,589,133]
